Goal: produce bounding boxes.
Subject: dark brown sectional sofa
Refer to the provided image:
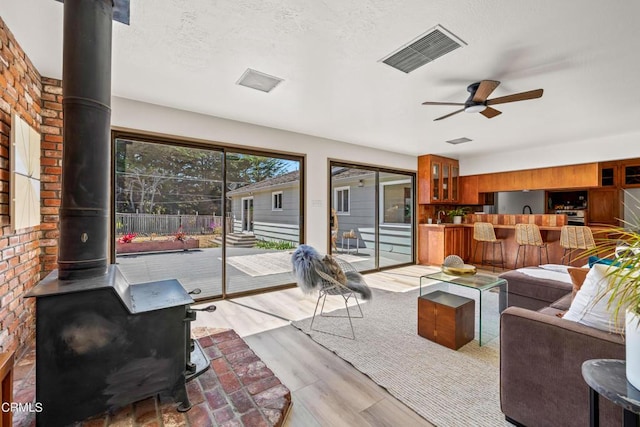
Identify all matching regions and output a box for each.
[499,269,625,427]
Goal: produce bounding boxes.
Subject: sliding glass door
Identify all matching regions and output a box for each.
[330,163,414,271]
[225,152,301,295]
[113,134,303,300]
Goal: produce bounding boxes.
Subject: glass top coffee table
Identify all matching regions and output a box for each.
[420,271,508,346]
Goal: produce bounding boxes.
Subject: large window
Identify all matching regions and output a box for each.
[112,134,303,300]
[330,164,414,271]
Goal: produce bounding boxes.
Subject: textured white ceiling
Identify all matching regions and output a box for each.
[2,0,640,159]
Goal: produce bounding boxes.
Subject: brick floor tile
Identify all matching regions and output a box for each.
[246,376,281,396]
[198,368,220,391]
[133,397,157,424]
[212,357,231,375]
[225,348,257,365]
[220,419,243,427]
[218,371,242,394]
[186,379,205,405]
[197,335,214,348]
[204,345,222,359]
[160,409,187,427]
[186,403,214,427]
[205,387,228,410]
[240,409,269,427]
[263,407,285,426]
[228,389,255,414]
[218,339,248,356]
[211,330,240,344]
[212,405,235,424]
[253,385,291,407]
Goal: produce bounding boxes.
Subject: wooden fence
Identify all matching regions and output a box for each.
[116,213,232,236]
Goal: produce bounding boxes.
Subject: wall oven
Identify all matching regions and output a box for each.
[556,209,586,226]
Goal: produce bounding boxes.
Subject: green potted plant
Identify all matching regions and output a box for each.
[447,207,469,224]
[582,192,640,389]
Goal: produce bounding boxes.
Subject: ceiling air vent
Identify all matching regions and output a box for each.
[237,69,283,93]
[446,137,472,145]
[381,25,465,73]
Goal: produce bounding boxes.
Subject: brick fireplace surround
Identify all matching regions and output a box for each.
[13,328,292,426]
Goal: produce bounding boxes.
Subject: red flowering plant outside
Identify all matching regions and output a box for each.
[174,227,187,242]
[118,233,137,244]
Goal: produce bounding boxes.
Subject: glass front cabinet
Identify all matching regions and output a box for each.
[418,154,460,204]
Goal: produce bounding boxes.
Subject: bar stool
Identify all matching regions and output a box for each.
[473,222,505,272]
[514,223,549,268]
[559,225,596,265]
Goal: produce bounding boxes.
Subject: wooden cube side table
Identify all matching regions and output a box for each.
[418,290,475,350]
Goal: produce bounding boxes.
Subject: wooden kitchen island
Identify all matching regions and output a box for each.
[418,213,603,268]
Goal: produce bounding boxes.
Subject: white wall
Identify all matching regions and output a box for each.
[495,190,546,214]
[460,131,640,176]
[110,97,417,250]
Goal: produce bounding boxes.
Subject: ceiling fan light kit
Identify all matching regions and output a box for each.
[422,80,543,121]
[465,104,487,113]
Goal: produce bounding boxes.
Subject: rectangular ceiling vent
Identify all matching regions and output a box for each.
[446,137,472,145]
[381,25,465,73]
[237,69,283,93]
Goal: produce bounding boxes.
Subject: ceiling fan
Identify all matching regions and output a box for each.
[422,80,543,121]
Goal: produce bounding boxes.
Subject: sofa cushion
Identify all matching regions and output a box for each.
[550,293,573,311]
[563,264,629,333]
[499,269,572,309]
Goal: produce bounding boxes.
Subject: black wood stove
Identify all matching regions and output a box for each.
[26,1,211,425]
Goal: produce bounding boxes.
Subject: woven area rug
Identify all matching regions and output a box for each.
[226,251,366,277]
[291,287,509,427]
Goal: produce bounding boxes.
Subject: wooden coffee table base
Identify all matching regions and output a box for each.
[418,290,475,350]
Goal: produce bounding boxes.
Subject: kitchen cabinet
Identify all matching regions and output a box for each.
[622,161,640,187]
[418,154,459,204]
[418,225,470,265]
[598,159,640,188]
[588,188,621,226]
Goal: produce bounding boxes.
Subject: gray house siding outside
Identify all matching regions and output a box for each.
[230,183,300,243]
[333,173,412,255]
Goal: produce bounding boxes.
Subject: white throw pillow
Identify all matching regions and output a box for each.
[563,263,628,333]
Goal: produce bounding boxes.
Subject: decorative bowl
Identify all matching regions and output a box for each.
[441,264,477,275]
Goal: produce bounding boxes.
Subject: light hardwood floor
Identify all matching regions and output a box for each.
[192,264,447,426]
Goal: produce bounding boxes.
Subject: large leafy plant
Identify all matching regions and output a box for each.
[585,192,640,320]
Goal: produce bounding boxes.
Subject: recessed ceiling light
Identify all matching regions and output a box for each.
[446,137,472,145]
[237,69,283,93]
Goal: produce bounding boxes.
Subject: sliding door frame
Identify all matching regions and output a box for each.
[110,129,305,301]
[328,159,416,273]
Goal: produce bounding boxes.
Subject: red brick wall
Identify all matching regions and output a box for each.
[0,18,43,355]
[39,78,63,276]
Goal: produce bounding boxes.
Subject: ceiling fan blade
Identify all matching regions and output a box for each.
[422,101,465,106]
[472,80,500,102]
[487,89,543,105]
[480,106,502,119]
[434,108,465,121]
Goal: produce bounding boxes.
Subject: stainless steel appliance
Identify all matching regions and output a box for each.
[556,209,586,225]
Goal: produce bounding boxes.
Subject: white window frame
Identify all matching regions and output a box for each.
[272,191,283,211]
[334,186,350,215]
[379,179,412,225]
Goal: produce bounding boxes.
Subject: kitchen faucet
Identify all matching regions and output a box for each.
[437,210,446,224]
[522,205,533,214]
